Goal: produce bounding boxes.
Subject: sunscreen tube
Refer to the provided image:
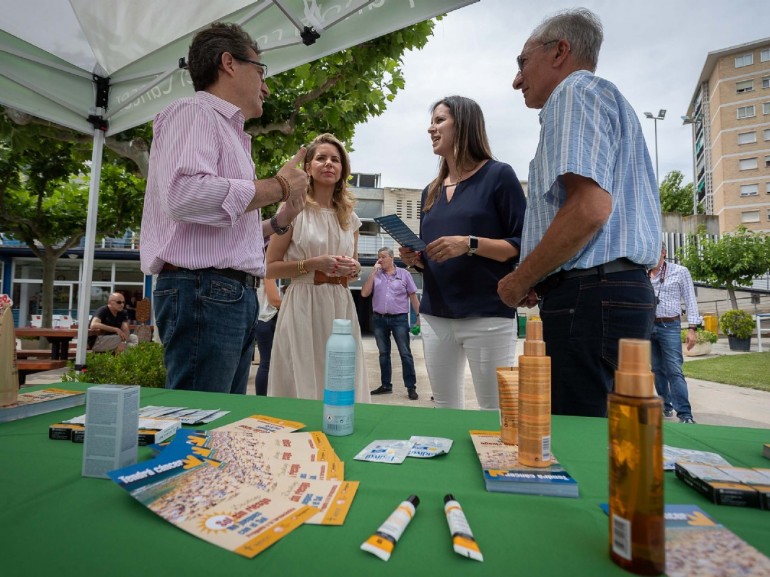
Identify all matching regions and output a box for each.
[444,494,483,562]
[361,495,419,561]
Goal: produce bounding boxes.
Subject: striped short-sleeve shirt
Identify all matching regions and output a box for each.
[520,71,661,275]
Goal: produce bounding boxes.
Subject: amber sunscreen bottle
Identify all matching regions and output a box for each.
[496,367,518,445]
[518,317,551,467]
[608,339,664,575]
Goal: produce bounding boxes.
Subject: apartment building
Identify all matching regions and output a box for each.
[686,37,770,233]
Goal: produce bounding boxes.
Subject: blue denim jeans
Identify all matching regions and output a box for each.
[154,268,258,394]
[651,319,692,418]
[539,268,655,417]
[372,313,416,390]
[255,316,277,396]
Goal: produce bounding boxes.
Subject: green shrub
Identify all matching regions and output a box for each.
[680,327,717,344]
[62,342,166,388]
[719,309,754,340]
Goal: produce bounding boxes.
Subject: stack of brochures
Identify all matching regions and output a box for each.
[675,462,770,509]
[0,388,85,423]
[469,430,579,498]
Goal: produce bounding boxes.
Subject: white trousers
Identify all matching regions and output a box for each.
[421,315,516,410]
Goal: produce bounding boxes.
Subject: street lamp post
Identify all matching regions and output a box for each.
[644,109,666,184]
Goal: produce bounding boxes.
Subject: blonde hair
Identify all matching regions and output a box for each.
[304,133,356,230]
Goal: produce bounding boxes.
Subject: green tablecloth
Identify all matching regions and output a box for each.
[2,383,768,576]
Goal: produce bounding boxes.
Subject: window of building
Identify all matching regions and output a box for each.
[766,155,770,168]
[740,184,759,196]
[762,48,770,62]
[735,53,754,67]
[764,77,770,89]
[766,129,770,141]
[767,182,770,194]
[406,200,414,220]
[741,210,760,223]
[738,131,757,144]
[737,105,756,119]
[736,80,754,93]
[764,102,770,115]
[739,158,758,170]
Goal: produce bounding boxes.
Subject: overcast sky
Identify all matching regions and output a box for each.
[348,0,769,190]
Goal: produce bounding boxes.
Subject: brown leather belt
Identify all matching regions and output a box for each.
[655,315,680,323]
[161,263,260,289]
[314,270,348,288]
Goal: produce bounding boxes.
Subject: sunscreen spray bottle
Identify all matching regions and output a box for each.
[518,317,551,467]
[608,339,664,575]
[323,319,356,436]
[361,495,419,561]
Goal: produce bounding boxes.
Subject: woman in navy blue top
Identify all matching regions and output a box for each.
[400,96,526,409]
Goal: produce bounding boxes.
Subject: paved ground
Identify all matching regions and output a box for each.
[25,335,770,430]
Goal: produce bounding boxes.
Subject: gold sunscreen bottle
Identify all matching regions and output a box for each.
[517,317,551,467]
[496,367,518,445]
[608,339,664,575]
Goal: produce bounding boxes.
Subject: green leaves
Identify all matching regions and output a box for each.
[679,226,770,309]
[659,170,697,215]
[62,342,167,388]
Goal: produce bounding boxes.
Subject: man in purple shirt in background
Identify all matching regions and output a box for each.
[361,247,421,400]
[140,23,308,394]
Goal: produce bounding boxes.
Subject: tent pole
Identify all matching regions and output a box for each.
[74,128,105,370]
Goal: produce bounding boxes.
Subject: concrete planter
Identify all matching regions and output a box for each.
[683,342,712,357]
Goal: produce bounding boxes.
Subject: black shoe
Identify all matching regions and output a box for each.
[407,389,418,401]
[371,386,392,395]
[678,416,696,424]
[664,409,674,418]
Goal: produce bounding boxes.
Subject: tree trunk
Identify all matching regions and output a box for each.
[728,288,738,310]
[39,252,58,328]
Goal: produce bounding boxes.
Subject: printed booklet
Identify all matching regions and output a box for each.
[0,387,85,423]
[469,430,579,498]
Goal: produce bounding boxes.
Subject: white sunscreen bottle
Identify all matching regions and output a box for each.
[360,495,419,561]
[444,494,484,562]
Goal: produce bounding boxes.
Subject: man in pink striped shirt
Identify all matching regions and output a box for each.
[140,23,307,394]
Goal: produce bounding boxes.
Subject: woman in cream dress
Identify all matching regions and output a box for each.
[266,134,371,402]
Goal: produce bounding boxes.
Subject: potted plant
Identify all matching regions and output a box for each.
[719,309,754,352]
[681,327,717,357]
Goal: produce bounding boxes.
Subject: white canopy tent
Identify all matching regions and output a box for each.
[0,0,477,366]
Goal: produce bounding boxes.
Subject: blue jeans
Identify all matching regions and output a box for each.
[255,316,277,396]
[539,268,655,417]
[154,268,258,394]
[651,319,692,418]
[372,313,416,390]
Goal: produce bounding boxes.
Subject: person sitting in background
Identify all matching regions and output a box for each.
[254,277,281,396]
[89,292,138,352]
[649,242,701,424]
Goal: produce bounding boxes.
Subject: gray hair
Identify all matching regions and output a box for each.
[531,8,603,72]
[378,247,394,258]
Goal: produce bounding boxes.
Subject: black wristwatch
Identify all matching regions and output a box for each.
[271,215,292,235]
[467,235,479,256]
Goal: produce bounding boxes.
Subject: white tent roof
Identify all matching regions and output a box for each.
[1,0,477,135]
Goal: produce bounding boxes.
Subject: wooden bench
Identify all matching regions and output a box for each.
[17,359,68,386]
[16,349,54,359]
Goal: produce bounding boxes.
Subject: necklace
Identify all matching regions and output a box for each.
[443,174,463,187]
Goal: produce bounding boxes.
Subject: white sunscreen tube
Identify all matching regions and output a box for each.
[361,494,419,561]
[444,494,483,562]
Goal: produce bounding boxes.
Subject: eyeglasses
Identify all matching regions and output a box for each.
[516,39,558,72]
[113,300,125,304]
[233,55,268,80]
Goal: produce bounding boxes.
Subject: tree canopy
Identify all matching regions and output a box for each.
[659,170,698,215]
[678,226,770,309]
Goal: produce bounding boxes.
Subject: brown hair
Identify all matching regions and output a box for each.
[304,133,356,230]
[424,96,493,212]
